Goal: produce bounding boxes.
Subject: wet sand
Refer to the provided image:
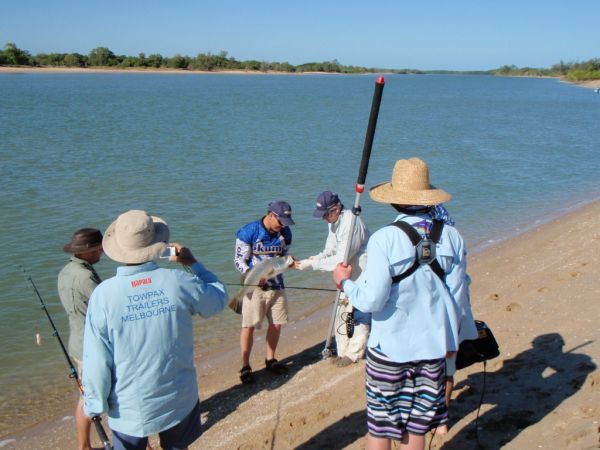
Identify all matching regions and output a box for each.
[3,197,600,449]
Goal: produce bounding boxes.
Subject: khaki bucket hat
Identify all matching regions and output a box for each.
[369,157,452,206]
[102,210,170,264]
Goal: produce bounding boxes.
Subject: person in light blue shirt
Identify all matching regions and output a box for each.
[333,158,477,450]
[83,210,227,450]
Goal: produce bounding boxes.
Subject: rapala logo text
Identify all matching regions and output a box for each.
[131,277,152,288]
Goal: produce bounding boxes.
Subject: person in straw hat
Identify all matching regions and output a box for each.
[82,210,227,450]
[58,227,103,450]
[333,157,477,450]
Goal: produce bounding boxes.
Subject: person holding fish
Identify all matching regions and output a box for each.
[295,191,371,367]
[234,201,295,384]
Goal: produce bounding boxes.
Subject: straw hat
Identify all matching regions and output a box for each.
[369,157,452,206]
[102,210,170,264]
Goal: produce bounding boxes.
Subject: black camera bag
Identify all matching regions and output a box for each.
[456,320,500,370]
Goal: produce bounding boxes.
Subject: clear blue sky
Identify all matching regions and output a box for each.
[1,0,598,71]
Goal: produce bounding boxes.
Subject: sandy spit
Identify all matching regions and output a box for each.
[3,199,600,449]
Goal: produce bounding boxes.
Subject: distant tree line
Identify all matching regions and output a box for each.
[2,42,598,81]
[0,42,413,74]
[491,59,600,81]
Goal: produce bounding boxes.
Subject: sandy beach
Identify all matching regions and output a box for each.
[2,66,599,90]
[2,197,600,449]
[0,66,348,76]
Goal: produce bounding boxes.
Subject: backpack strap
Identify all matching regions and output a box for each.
[428,220,446,280]
[429,219,444,243]
[389,221,421,284]
[390,221,422,245]
[389,219,446,284]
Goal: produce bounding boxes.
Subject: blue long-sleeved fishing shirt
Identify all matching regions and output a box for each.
[341,213,477,363]
[234,218,292,290]
[82,261,226,437]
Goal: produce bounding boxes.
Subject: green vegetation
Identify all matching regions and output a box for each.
[550,59,600,81]
[0,42,410,74]
[1,42,599,81]
[489,60,600,81]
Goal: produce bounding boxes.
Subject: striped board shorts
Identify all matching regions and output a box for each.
[365,347,448,440]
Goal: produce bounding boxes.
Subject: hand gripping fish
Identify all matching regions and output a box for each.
[228,256,294,313]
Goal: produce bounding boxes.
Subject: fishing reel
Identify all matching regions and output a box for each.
[345,309,355,338]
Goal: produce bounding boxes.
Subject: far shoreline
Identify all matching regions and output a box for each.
[0,65,374,76]
[2,65,599,89]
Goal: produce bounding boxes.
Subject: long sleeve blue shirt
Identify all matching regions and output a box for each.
[82,261,226,437]
[342,213,477,363]
[234,218,292,290]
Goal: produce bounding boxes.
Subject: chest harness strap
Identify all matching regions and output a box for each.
[390,219,445,283]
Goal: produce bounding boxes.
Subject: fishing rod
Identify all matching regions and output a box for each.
[21,266,112,450]
[322,76,385,358]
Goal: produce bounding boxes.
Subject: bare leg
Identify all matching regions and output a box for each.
[265,323,282,360]
[75,397,92,450]
[400,432,426,450]
[367,435,391,450]
[240,327,254,367]
[445,376,454,408]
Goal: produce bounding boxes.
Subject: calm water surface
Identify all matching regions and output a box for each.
[1,72,599,436]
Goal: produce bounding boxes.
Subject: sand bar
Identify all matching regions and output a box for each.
[2,197,600,449]
[2,66,599,90]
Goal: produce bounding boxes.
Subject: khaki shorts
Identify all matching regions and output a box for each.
[241,288,288,329]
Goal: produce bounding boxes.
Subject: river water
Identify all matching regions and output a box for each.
[1,72,599,436]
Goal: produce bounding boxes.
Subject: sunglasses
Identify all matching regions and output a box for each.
[271,212,284,226]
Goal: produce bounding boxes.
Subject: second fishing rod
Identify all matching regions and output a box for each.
[322,76,385,358]
[22,266,113,450]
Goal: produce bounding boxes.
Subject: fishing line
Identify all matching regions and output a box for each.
[180,262,336,292]
[21,265,113,450]
[225,283,335,292]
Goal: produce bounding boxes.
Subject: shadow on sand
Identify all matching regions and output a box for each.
[289,332,595,450]
[294,409,366,450]
[200,341,326,432]
[440,332,596,449]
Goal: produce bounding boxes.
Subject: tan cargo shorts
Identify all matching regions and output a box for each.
[241,288,288,329]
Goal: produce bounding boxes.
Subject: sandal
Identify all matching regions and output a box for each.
[239,365,254,384]
[265,358,288,374]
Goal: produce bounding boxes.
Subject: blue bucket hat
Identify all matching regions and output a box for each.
[312,191,340,218]
[268,201,295,226]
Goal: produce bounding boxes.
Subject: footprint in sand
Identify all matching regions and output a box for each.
[488,293,500,301]
[587,372,600,389]
[289,416,307,428]
[570,271,582,278]
[537,287,550,293]
[317,410,330,420]
[505,302,521,312]
[579,405,598,417]
[566,427,592,446]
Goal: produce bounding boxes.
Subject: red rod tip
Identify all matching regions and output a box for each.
[376,76,385,85]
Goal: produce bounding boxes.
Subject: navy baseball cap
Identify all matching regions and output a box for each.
[312,191,340,218]
[268,201,295,226]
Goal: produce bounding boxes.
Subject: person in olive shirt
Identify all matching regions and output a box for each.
[58,228,103,450]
